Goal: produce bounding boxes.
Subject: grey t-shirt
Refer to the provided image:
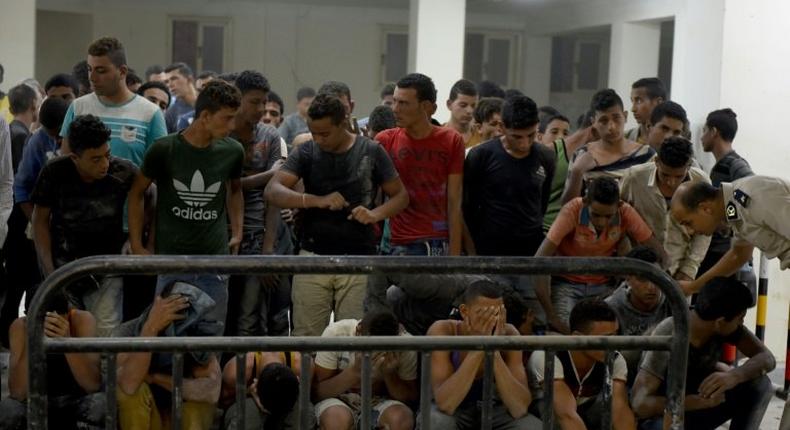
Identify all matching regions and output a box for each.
[278,113,309,147]
[235,124,282,233]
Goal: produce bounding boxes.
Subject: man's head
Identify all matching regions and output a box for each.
[473,97,504,142]
[459,279,504,326]
[503,287,532,335]
[164,62,195,99]
[367,105,396,139]
[655,136,694,194]
[44,73,79,103]
[254,363,299,418]
[144,65,166,83]
[646,101,687,150]
[590,89,627,144]
[694,277,753,336]
[234,70,271,126]
[358,309,400,336]
[72,60,91,96]
[380,83,395,107]
[138,81,171,113]
[630,77,667,126]
[317,81,353,116]
[446,79,478,128]
[569,298,619,362]
[501,95,539,157]
[393,73,437,130]
[295,86,316,117]
[670,181,722,236]
[196,71,217,93]
[125,70,143,92]
[38,97,69,139]
[583,177,621,232]
[624,246,662,311]
[68,114,111,181]
[193,80,242,139]
[262,90,284,127]
[538,105,560,124]
[537,113,571,146]
[307,93,350,152]
[87,37,129,97]
[477,80,505,99]
[8,83,38,123]
[702,108,738,152]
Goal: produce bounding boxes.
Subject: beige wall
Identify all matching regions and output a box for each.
[35,10,93,84]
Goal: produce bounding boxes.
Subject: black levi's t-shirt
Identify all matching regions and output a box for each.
[463,138,556,256]
[282,136,398,255]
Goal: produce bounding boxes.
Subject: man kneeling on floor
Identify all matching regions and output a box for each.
[632,277,775,430]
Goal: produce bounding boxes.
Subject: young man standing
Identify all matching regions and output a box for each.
[620,137,711,282]
[632,278,775,430]
[444,79,478,147]
[137,81,171,114]
[278,86,315,147]
[378,73,465,256]
[536,113,571,147]
[643,101,687,153]
[261,90,285,127]
[529,299,636,430]
[32,115,137,336]
[8,83,38,170]
[627,78,667,144]
[128,80,245,336]
[265,94,408,337]
[468,97,504,151]
[164,62,198,132]
[44,73,79,104]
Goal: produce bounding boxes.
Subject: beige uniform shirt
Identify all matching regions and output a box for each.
[723,176,790,269]
[621,162,711,278]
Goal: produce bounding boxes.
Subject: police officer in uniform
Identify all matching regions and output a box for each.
[670,175,790,295]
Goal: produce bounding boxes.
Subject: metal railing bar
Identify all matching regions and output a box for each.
[172,353,184,430]
[299,352,312,430]
[419,352,432,430]
[235,353,246,429]
[543,350,555,430]
[481,351,495,430]
[601,351,614,430]
[361,352,373,430]
[104,354,117,430]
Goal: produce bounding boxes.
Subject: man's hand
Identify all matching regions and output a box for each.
[494,305,508,336]
[44,312,71,338]
[281,208,296,224]
[465,306,499,336]
[317,192,349,211]
[228,236,242,255]
[373,352,400,376]
[141,294,190,335]
[131,242,152,256]
[348,206,379,225]
[698,371,739,399]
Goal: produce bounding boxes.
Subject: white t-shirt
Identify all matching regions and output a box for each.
[528,350,628,405]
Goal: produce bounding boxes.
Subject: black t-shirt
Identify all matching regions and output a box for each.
[707,151,754,254]
[31,155,138,266]
[9,120,30,173]
[282,136,398,255]
[463,138,556,256]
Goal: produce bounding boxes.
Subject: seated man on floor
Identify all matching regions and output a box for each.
[313,309,418,430]
[221,351,313,429]
[529,298,636,430]
[0,291,104,429]
[115,286,222,430]
[426,280,540,429]
[632,277,775,430]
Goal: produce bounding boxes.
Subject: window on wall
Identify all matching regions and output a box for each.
[550,34,608,93]
[171,17,230,73]
[382,30,409,84]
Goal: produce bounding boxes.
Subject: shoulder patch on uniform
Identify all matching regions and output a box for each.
[726,202,739,221]
[733,189,751,207]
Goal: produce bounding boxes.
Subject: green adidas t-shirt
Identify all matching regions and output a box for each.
[142,133,244,255]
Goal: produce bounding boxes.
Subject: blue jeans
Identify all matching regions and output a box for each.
[70,275,123,337]
[551,279,613,326]
[155,273,229,337]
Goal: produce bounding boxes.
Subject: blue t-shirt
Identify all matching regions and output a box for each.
[60,93,167,167]
[14,128,60,203]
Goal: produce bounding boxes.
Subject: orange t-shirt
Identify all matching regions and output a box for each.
[546,198,653,284]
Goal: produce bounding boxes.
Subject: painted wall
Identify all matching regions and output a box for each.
[35,10,93,84]
[0,0,36,92]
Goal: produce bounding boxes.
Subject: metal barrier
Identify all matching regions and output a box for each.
[27,255,690,430]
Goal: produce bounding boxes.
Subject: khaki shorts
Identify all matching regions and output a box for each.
[315,393,408,427]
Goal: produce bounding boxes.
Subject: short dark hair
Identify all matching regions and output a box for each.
[705,108,738,142]
[632,77,667,101]
[586,176,620,206]
[505,89,526,100]
[650,101,687,127]
[38,97,70,133]
[255,363,299,419]
[569,298,617,333]
[380,83,395,99]
[477,80,506,99]
[448,79,477,101]
[164,62,194,79]
[625,245,660,265]
[538,105,560,123]
[368,105,396,135]
[658,136,694,168]
[68,114,111,155]
[8,84,37,115]
[44,73,79,96]
[318,81,351,101]
[296,86,316,101]
[473,97,504,124]
[591,89,624,112]
[125,70,142,87]
[307,93,346,126]
[138,81,171,106]
[463,279,503,305]
[72,60,91,92]
[194,80,241,118]
[396,73,437,103]
[695,277,753,321]
[677,181,719,210]
[87,37,127,68]
[502,95,539,130]
[360,309,400,336]
[144,64,164,79]
[216,72,239,84]
[539,114,570,134]
[234,70,270,95]
[577,109,596,129]
[266,91,284,115]
[197,70,217,80]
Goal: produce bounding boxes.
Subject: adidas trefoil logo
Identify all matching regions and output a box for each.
[171,171,221,221]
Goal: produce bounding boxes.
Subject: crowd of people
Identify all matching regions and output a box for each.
[0,34,788,430]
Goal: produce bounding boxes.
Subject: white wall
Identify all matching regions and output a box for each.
[35,10,93,84]
[0,0,36,91]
